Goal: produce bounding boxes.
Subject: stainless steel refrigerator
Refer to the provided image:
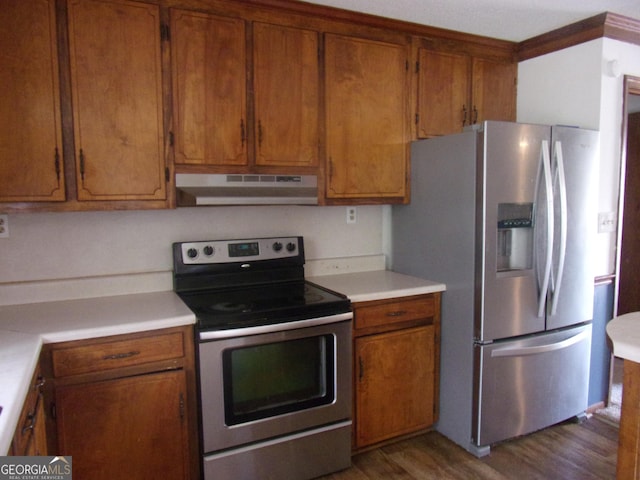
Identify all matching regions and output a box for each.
[392,121,599,456]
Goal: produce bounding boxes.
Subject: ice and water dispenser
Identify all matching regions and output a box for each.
[497,203,533,272]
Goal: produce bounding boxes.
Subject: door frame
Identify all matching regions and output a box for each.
[614,75,640,317]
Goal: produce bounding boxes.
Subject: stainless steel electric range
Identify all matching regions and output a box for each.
[173,236,353,480]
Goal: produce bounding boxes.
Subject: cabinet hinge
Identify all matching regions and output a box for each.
[161,24,170,42]
[179,392,185,419]
[165,167,170,183]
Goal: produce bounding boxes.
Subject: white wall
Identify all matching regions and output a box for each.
[0,205,386,305]
[517,38,640,277]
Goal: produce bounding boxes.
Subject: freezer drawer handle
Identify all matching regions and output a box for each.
[490,329,589,358]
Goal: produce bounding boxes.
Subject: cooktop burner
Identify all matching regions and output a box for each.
[178,281,350,331]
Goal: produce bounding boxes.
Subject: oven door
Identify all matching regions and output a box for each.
[198,313,352,454]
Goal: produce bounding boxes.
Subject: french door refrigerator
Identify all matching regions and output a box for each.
[392,121,599,456]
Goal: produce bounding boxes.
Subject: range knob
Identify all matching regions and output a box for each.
[203,245,214,256]
[186,248,198,259]
[272,242,283,252]
[286,242,296,252]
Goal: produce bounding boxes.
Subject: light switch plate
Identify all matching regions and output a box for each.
[598,211,616,233]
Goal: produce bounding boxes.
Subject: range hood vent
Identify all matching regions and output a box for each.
[175,174,318,206]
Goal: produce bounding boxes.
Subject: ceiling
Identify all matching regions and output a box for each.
[304,0,640,42]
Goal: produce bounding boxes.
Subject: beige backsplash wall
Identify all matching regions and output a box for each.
[0,205,386,305]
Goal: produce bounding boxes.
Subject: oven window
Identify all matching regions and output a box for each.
[222,334,335,425]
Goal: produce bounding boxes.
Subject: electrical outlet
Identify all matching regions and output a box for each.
[346,207,357,224]
[0,214,8,238]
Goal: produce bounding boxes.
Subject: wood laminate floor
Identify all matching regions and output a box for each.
[318,416,619,479]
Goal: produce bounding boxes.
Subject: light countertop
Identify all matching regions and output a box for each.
[0,290,196,455]
[607,311,640,363]
[0,270,445,455]
[309,270,446,303]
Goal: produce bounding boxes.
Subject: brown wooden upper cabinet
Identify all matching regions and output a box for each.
[68,0,167,201]
[325,34,410,203]
[416,48,516,137]
[0,0,65,202]
[253,22,319,167]
[170,10,247,167]
[171,10,319,170]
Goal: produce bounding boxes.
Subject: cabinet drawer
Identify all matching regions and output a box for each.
[51,332,185,377]
[355,295,435,331]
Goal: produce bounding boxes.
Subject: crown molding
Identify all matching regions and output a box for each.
[517,12,640,61]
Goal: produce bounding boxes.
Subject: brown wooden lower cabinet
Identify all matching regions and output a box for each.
[617,359,640,479]
[41,325,198,480]
[10,367,47,456]
[352,293,441,451]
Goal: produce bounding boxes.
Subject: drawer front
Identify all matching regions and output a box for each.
[355,295,435,331]
[51,332,185,377]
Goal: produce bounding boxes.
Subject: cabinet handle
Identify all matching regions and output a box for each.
[34,376,45,390]
[472,105,478,124]
[22,414,36,435]
[102,350,140,361]
[22,395,42,435]
[386,310,407,317]
[240,119,246,146]
[79,149,85,182]
[462,105,467,127]
[54,147,61,181]
[358,356,364,382]
[258,121,263,147]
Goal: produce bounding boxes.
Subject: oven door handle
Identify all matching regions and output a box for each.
[199,312,353,340]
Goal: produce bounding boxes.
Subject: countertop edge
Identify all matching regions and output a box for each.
[308,270,446,304]
[607,312,640,364]
[0,334,43,456]
[0,292,196,455]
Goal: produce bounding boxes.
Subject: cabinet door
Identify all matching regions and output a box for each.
[55,370,190,480]
[171,9,247,167]
[0,0,65,202]
[471,57,517,124]
[325,34,409,200]
[355,325,435,447]
[416,49,470,138]
[68,0,166,201]
[253,22,319,167]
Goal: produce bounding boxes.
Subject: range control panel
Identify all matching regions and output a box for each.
[179,237,301,265]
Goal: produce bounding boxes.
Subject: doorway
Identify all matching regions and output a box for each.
[607,76,640,413]
[617,76,640,315]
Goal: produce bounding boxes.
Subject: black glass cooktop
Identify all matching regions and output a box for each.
[178,281,351,331]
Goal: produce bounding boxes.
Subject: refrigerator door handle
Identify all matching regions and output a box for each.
[535,140,554,318]
[550,140,568,315]
[490,328,590,358]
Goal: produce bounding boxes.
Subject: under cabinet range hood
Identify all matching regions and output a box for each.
[175,174,318,206]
